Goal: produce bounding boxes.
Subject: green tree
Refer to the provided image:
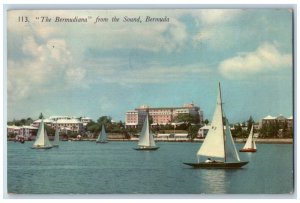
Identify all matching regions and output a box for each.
[97,116,112,126]
[247,116,254,132]
[86,121,100,133]
[203,119,209,125]
[188,125,200,141]
[174,113,200,124]
[39,113,44,119]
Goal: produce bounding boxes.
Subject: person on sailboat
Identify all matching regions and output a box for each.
[205,158,213,163]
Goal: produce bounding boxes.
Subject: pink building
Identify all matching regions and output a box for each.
[125,103,203,128]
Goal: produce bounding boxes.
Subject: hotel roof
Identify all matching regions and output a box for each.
[263,115,276,120]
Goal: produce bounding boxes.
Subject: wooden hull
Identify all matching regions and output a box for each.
[52,145,59,147]
[239,148,256,152]
[31,146,53,149]
[134,147,160,151]
[183,161,248,169]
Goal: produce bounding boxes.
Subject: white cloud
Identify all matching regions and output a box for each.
[90,61,212,86]
[65,67,87,86]
[195,9,242,25]
[218,42,292,79]
[8,35,84,103]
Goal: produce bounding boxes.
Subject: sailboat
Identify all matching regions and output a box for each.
[183,83,248,168]
[134,114,159,151]
[239,126,257,152]
[52,123,59,147]
[96,125,108,143]
[31,119,53,149]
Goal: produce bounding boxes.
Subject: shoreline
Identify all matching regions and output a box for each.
[8,138,293,144]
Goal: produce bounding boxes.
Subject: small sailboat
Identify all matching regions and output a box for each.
[52,124,60,147]
[134,114,159,151]
[183,83,248,168]
[96,125,108,143]
[31,119,53,149]
[239,126,257,152]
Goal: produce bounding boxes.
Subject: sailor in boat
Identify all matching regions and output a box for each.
[205,158,213,163]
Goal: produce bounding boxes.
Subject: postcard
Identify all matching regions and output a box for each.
[5,8,294,196]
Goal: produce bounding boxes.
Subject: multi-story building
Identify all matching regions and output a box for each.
[7,115,91,138]
[32,116,85,133]
[7,125,38,139]
[260,114,293,129]
[81,117,92,126]
[125,103,203,128]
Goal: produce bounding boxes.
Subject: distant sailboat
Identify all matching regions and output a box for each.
[52,124,59,147]
[31,119,53,149]
[183,83,248,168]
[96,125,108,143]
[240,126,257,152]
[134,114,159,151]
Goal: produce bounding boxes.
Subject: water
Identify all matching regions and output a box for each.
[7,141,294,194]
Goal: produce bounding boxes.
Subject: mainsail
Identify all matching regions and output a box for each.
[53,125,59,146]
[32,119,53,148]
[183,83,248,168]
[97,125,107,142]
[197,84,225,159]
[243,126,256,150]
[138,115,156,147]
[224,118,240,162]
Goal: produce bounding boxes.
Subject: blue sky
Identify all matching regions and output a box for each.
[7,9,293,123]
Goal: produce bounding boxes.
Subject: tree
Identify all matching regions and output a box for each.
[39,113,44,119]
[86,121,100,133]
[247,116,254,132]
[174,113,200,124]
[97,116,112,126]
[203,119,209,125]
[188,125,200,141]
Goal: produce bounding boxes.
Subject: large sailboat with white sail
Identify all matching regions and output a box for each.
[134,114,159,151]
[183,83,248,168]
[31,119,53,149]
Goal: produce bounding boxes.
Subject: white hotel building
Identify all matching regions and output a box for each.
[32,116,92,133]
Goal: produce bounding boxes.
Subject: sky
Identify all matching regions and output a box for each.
[6,8,294,123]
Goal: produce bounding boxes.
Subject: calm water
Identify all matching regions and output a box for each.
[7,141,294,195]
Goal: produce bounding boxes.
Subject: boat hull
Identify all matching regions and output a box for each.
[96,141,108,144]
[134,147,160,151]
[183,161,248,169]
[239,148,256,152]
[31,146,53,149]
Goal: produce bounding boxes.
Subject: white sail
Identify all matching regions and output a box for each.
[33,119,52,148]
[97,125,107,142]
[53,125,59,146]
[197,85,225,159]
[243,126,255,149]
[138,115,156,147]
[224,118,240,162]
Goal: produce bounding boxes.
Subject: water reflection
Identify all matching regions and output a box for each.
[201,169,227,194]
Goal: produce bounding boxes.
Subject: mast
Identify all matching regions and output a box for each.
[219,82,227,162]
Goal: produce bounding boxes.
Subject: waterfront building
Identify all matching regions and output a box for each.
[260,114,293,129]
[32,116,86,133]
[7,115,91,138]
[81,117,92,126]
[125,103,203,128]
[7,125,38,139]
[54,119,83,133]
[197,125,210,138]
